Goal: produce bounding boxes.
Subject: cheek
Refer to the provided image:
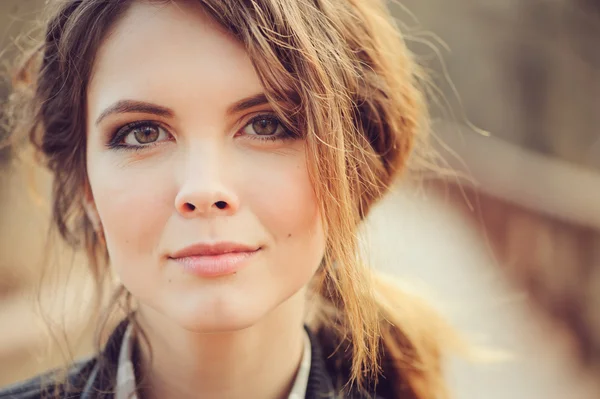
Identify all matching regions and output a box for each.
[87,156,174,266]
[241,150,324,255]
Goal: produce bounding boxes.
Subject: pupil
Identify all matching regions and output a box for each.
[252,118,278,135]
[134,126,159,143]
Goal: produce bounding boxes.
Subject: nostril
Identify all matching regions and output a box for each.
[215,201,227,210]
[184,203,196,211]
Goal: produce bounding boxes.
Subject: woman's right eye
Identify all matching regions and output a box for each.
[109,121,171,149]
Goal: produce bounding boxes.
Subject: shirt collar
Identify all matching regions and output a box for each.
[115,323,312,399]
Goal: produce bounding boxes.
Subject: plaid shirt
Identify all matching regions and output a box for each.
[115,324,312,399]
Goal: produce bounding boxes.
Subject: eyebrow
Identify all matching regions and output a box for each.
[95,100,174,126]
[227,93,269,114]
[95,93,270,126]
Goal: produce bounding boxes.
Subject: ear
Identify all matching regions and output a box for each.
[82,184,101,231]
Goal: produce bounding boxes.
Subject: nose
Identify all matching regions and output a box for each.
[174,151,239,218]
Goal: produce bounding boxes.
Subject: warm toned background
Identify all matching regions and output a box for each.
[1,1,599,398]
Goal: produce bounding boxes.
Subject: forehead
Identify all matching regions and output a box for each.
[87,0,262,120]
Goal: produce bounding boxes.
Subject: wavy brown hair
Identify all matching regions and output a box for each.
[5,0,453,397]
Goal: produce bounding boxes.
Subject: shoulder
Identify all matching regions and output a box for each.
[0,357,96,399]
[306,327,393,399]
[0,320,129,399]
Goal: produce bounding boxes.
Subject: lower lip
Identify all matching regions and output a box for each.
[170,250,259,277]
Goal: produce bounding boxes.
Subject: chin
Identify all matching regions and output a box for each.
[178,312,262,333]
[137,276,305,335]
[166,294,272,334]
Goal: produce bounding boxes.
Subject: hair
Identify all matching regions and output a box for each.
[4,0,455,397]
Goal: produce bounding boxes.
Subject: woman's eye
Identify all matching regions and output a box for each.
[242,115,288,138]
[111,122,170,148]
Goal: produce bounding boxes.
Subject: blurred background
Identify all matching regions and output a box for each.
[1,0,599,398]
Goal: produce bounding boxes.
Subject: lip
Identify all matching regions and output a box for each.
[169,242,260,277]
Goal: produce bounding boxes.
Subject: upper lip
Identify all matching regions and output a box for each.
[169,242,260,258]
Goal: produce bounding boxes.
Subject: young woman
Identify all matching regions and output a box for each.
[1,0,452,398]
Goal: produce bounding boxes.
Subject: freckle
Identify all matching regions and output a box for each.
[168,279,172,283]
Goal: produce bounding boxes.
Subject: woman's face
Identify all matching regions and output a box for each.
[85,1,325,332]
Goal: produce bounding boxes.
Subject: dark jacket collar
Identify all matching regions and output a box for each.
[0,319,379,398]
[89,320,345,398]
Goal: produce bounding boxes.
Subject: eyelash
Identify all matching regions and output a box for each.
[106,113,298,151]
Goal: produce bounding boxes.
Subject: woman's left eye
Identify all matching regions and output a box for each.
[241,115,293,140]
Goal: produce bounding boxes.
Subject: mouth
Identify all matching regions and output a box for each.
[168,242,261,277]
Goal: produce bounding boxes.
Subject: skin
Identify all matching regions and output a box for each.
[85,1,326,398]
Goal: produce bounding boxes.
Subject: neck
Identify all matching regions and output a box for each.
[135,292,307,399]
